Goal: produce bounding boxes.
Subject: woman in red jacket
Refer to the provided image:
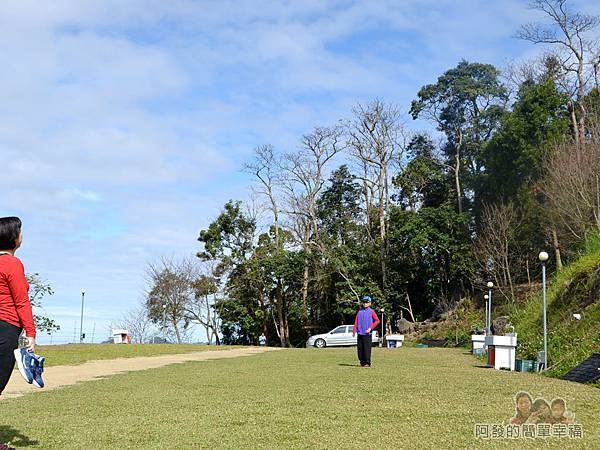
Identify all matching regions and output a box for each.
[0,216,36,396]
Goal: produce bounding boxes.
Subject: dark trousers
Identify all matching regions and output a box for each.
[357,333,372,366]
[0,320,21,396]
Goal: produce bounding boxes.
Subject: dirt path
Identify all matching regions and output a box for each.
[2,347,278,400]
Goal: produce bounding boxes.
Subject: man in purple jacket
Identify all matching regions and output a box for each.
[352,295,381,368]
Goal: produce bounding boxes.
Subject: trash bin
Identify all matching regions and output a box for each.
[517,359,535,372]
[471,335,486,355]
[484,334,517,371]
[385,334,404,348]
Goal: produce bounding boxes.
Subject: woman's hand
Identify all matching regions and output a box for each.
[26,336,35,353]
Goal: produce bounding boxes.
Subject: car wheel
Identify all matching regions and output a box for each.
[314,338,326,348]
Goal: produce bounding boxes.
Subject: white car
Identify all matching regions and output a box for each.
[306,325,379,348]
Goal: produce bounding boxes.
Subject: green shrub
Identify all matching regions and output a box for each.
[446,328,471,347]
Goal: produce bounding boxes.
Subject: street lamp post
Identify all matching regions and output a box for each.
[486,282,494,335]
[484,294,489,336]
[539,251,549,370]
[79,289,86,343]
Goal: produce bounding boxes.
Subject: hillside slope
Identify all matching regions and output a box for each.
[512,235,600,382]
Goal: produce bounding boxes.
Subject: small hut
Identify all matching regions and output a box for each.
[112,329,131,344]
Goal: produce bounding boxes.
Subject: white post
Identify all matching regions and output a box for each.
[539,251,549,370]
[488,291,491,333]
[486,282,494,335]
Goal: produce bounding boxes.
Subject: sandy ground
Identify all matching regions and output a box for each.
[1,347,278,400]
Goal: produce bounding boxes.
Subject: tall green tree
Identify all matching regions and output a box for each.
[410,60,508,214]
[479,77,570,204]
[197,200,256,279]
[390,139,474,319]
[393,134,449,210]
[476,76,571,285]
[197,200,262,344]
[387,203,475,319]
[315,165,378,326]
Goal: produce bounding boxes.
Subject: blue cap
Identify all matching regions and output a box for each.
[361,295,372,303]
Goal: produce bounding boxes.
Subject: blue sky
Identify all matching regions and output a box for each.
[1,0,598,343]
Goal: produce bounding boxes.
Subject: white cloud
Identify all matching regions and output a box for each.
[68,188,101,202]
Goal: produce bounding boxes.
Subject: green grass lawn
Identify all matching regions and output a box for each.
[2,347,600,449]
[31,343,232,367]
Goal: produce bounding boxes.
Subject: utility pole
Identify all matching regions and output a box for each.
[80,289,86,343]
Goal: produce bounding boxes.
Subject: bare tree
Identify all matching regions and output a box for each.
[243,145,283,249]
[242,145,290,345]
[474,203,523,301]
[347,100,405,293]
[281,125,343,325]
[517,0,600,144]
[540,115,600,248]
[115,301,154,344]
[185,263,221,345]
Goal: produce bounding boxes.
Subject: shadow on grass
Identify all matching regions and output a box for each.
[474,365,492,369]
[338,363,361,367]
[0,425,38,447]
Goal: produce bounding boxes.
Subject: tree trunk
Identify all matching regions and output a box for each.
[301,225,311,323]
[569,101,580,147]
[205,296,212,344]
[281,286,290,347]
[454,134,463,214]
[258,286,268,339]
[282,316,290,348]
[273,197,280,249]
[276,280,284,346]
[576,56,587,144]
[552,227,563,270]
[505,255,515,301]
[378,165,388,292]
[302,264,309,321]
[379,197,386,291]
[173,319,182,344]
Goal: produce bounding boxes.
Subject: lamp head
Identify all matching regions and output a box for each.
[484,294,489,300]
[486,281,494,288]
[538,251,549,262]
[81,289,86,295]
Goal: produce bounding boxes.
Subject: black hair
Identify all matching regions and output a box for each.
[0,217,22,250]
[516,391,532,403]
[530,398,550,414]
